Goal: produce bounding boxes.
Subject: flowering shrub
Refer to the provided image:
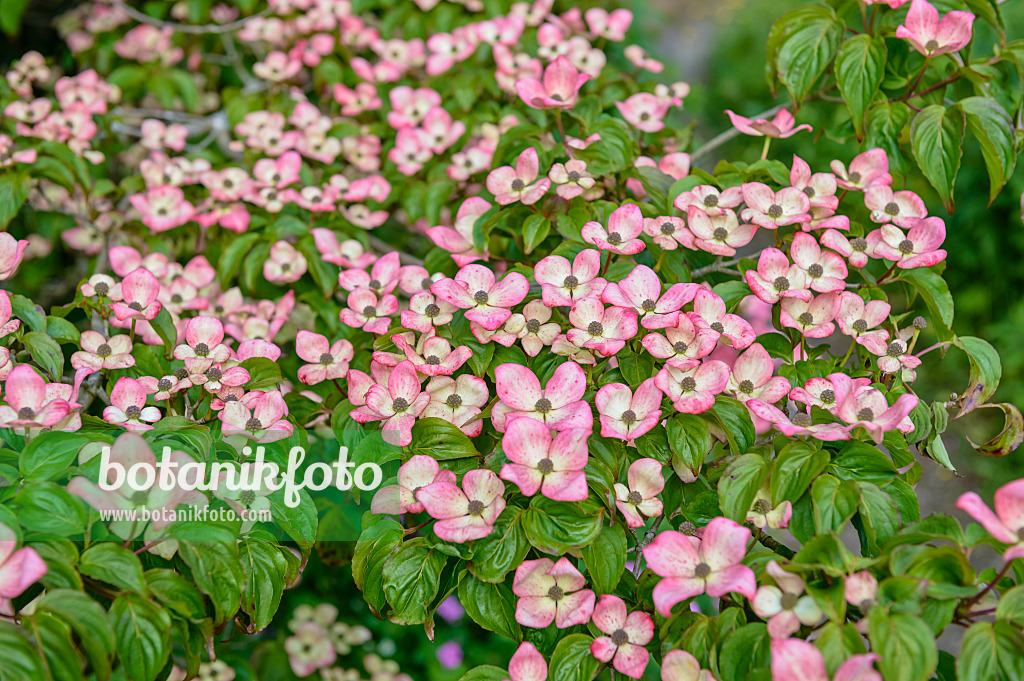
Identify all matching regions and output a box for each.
[0,0,1023,680]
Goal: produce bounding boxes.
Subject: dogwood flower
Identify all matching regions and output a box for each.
[741,183,811,229]
[392,334,472,376]
[174,316,232,365]
[418,468,506,542]
[104,377,161,430]
[688,289,755,349]
[868,217,946,269]
[830,149,893,191]
[0,233,29,280]
[0,366,71,430]
[745,249,812,305]
[220,390,294,444]
[660,650,717,681]
[726,343,792,403]
[643,216,693,251]
[338,251,401,295]
[821,229,871,268]
[829,373,918,443]
[644,517,757,616]
[687,207,755,256]
[311,230,377,269]
[499,418,588,501]
[602,265,698,329]
[263,241,307,283]
[780,293,841,338]
[791,232,848,292]
[874,328,922,375]
[422,374,490,436]
[492,362,592,432]
[0,522,48,612]
[725,108,811,138]
[864,187,927,228]
[567,298,638,356]
[339,289,399,334]
[746,489,793,531]
[642,316,720,369]
[654,361,731,414]
[770,639,881,681]
[431,264,529,331]
[789,156,839,213]
[71,331,135,371]
[130,185,195,232]
[515,55,589,109]
[511,300,561,356]
[296,331,353,385]
[110,268,163,321]
[590,595,654,679]
[351,361,428,446]
[512,557,596,628]
[402,292,457,334]
[503,643,547,681]
[597,380,663,441]
[582,204,646,255]
[426,197,492,267]
[746,400,850,441]
[285,623,336,677]
[534,249,607,306]
[614,458,665,527]
[584,7,632,40]
[896,0,974,57]
[845,571,880,611]
[486,147,550,205]
[673,184,743,217]
[616,93,671,133]
[548,160,596,200]
[370,455,456,515]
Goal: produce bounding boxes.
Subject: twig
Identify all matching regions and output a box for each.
[106,0,273,35]
[753,527,796,559]
[691,257,743,278]
[632,515,663,577]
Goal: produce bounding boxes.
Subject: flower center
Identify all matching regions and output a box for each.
[607,232,622,245]
[368,279,381,290]
[17,407,35,419]
[421,277,434,290]
[713,227,729,242]
[537,458,554,475]
[853,319,868,333]
[680,521,697,536]
[319,353,335,366]
[425,355,441,365]
[807,263,823,278]
[157,378,173,391]
[425,303,441,317]
[792,413,811,427]
[660,221,675,235]
[567,171,581,182]
[526,319,541,334]
[703,194,719,207]
[125,406,142,420]
[535,398,552,414]
[97,343,112,358]
[392,397,409,412]
[243,416,261,431]
[925,39,939,52]
[913,316,927,329]
[773,276,790,292]
[886,341,904,357]
[473,290,489,304]
[780,592,799,610]
[563,275,579,290]
[467,499,485,516]
[673,341,689,354]
[848,171,862,183]
[820,389,835,405]
[694,562,711,579]
[611,629,629,646]
[195,342,210,357]
[171,294,184,303]
[626,490,643,505]
[857,408,874,421]
[739,379,754,394]
[898,239,914,255]
[446,394,463,408]
[175,367,189,380]
[128,301,143,311]
[131,491,148,504]
[851,237,868,252]
[767,204,783,219]
[207,368,223,382]
[587,321,604,337]
[239,490,256,506]
[94,282,109,296]
[884,202,900,216]
[511,179,525,191]
[680,377,697,392]
[753,499,772,513]
[798,312,814,326]
[710,322,724,333]
[802,186,815,198]
[641,299,657,312]
[621,409,637,425]
[362,305,377,317]
[547,585,564,602]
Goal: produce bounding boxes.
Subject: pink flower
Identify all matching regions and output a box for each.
[534,249,607,306]
[137,374,189,402]
[686,207,755,256]
[725,108,811,139]
[845,571,880,610]
[504,643,547,681]
[896,0,974,56]
[830,373,918,443]
[582,204,646,255]
[830,149,893,191]
[771,639,881,681]
[339,290,399,335]
[104,377,161,430]
[584,7,632,41]
[499,419,588,501]
[423,374,490,437]
[285,623,336,677]
[426,197,492,267]
[346,361,391,407]
[0,365,70,429]
[219,390,294,443]
[616,93,671,133]
[864,187,927,228]
[296,331,353,385]
[392,334,472,377]
[780,293,841,338]
[486,148,551,205]
[109,268,163,321]
[597,380,663,441]
[389,128,433,175]
[655,361,730,414]
[821,230,871,268]
[419,469,506,543]
[311,230,377,269]
[333,82,382,116]
[791,232,848,292]
[727,343,792,402]
[174,316,232,364]
[515,55,589,109]
[0,233,29,280]
[790,156,839,213]
[80,274,122,301]
[674,185,743,217]
[129,186,195,232]
[512,301,561,356]
[660,650,716,681]
[642,316,720,369]
[351,361,428,446]
[0,522,48,611]
[752,561,823,638]
[589,595,654,679]
[71,332,135,371]
[187,361,249,393]
[614,458,665,528]
[549,160,596,200]
[602,265,698,330]
[512,557,596,628]
[746,399,850,441]
[370,455,456,515]
[836,293,891,355]
[264,241,307,283]
[492,362,592,432]
[868,217,946,269]
[644,517,757,616]
[741,183,811,229]
[567,298,638,356]
[689,288,756,349]
[644,216,693,251]
[873,328,922,375]
[401,292,456,334]
[338,251,401,295]
[421,107,467,154]
[431,264,529,331]
[387,86,441,129]
[745,249,812,305]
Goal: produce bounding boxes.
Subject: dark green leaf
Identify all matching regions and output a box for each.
[835,35,886,137]
[910,104,965,212]
[458,574,521,641]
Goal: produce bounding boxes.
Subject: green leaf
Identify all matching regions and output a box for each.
[80,544,148,594]
[22,331,63,381]
[239,539,289,632]
[382,538,448,625]
[771,440,829,503]
[148,307,178,356]
[0,620,46,681]
[667,414,713,482]
[953,336,1001,414]
[218,233,262,289]
[25,611,85,681]
[46,316,80,344]
[523,214,551,255]
[855,482,901,556]
[581,521,627,595]
[828,441,897,484]
[910,104,965,212]
[718,453,770,523]
[19,431,90,483]
[10,292,45,332]
[996,585,1024,628]
[707,396,756,455]
[547,633,600,681]
[35,590,116,681]
[718,623,771,681]
[11,483,88,536]
[957,97,1017,204]
[352,514,404,616]
[966,403,1024,457]
[240,356,282,391]
[899,268,954,341]
[773,6,845,105]
[108,593,171,681]
[458,574,522,641]
[468,507,530,583]
[812,475,859,535]
[868,611,937,681]
[407,417,480,460]
[177,541,244,627]
[0,172,31,228]
[146,569,206,622]
[458,666,509,681]
[835,35,886,138]
[957,621,1024,681]
[522,496,604,555]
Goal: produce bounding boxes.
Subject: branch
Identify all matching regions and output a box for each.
[106,0,272,35]
[753,527,796,559]
[691,257,743,278]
